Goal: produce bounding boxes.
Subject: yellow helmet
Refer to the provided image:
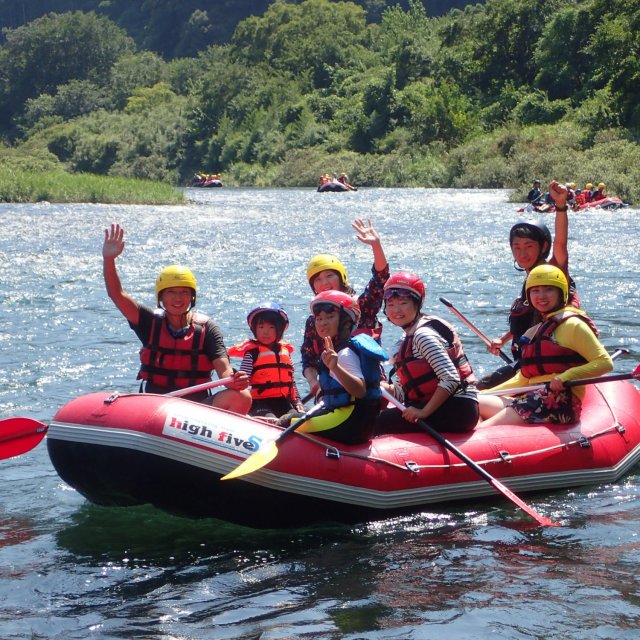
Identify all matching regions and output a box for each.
[526,264,568,305]
[570,182,576,189]
[585,183,593,190]
[155,265,197,306]
[306,254,348,291]
[598,182,605,189]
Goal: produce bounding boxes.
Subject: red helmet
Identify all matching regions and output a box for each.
[310,290,361,326]
[383,272,425,306]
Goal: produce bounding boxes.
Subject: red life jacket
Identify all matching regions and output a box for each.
[519,309,599,378]
[508,268,581,358]
[138,311,213,390]
[394,316,475,402]
[228,339,296,401]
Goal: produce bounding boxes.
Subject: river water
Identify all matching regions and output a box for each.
[0,188,638,639]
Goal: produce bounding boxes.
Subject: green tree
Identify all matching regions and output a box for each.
[0,11,134,134]
[231,0,371,89]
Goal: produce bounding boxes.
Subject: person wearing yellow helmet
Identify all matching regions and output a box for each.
[102,223,250,412]
[478,265,612,426]
[592,182,607,201]
[480,180,579,390]
[301,218,389,397]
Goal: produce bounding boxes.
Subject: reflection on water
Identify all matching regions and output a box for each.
[0,189,639,638]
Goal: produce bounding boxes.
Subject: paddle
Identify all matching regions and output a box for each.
[166,376,234,397]
[439,297,513,364]
[0,417,48,460]
[221,402,324,480]
[480,364,640,397]
[380,388,556,526]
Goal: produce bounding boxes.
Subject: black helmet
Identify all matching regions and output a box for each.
[509,218,552,259]
[533,179,541,185]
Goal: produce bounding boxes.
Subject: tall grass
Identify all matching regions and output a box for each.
[0,169,184,204]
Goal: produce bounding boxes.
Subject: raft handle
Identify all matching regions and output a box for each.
[615,422,626,435]
[498,450,512,463]
[325,447,340,460]
[578,436,592,449]
[405,461,420,473]
[104,392,120,404]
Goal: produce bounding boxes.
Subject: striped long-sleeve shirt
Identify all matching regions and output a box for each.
[392,326,478,403]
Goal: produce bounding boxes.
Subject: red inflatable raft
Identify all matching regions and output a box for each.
[47,381,640,528]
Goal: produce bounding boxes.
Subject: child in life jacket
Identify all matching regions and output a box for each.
[228,302,305,419]
[375,272,479,434]
[289,290,387,444]
[479,180,578,390]
[478,265,613,426]
[301,218,389,397]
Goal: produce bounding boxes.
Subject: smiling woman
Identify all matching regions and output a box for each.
[478,264,613,427]
[375,271,479,435]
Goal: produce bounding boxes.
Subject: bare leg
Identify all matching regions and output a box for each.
[480,405,525,427]
[478,395,510,419]
[209,389,252,414]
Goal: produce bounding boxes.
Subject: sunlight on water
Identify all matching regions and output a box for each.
[0,189,639,639]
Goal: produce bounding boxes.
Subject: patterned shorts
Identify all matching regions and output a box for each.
[510,387,582,424]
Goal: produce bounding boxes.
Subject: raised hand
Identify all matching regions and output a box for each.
[352,218,380,247]
[548,180,567,208]
[103,223,125,259]
[321,336,338,371]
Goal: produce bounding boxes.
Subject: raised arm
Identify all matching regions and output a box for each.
[548,180,569,271]
[102,223,140,325]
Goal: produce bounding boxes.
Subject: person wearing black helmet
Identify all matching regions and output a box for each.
[478,180,579,389]
[227,302,305,418]
[526,179,543,206]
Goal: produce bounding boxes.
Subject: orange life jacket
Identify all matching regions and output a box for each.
[228,339,295,401]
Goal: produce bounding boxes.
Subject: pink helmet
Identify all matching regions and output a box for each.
[310,290,361,326]
[383,272,426,306]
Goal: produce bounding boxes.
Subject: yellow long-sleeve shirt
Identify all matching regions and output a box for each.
[488,313,613,399]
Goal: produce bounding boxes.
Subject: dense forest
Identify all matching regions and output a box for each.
[0,0,638,201]
[0,1,474,58]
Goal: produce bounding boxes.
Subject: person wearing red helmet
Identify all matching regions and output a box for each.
[301,218,389,397]
[102,223,250,411]
[228,302,305,419]
[283,290,387,444]
[479,179,579,389]
[376,272,479,434]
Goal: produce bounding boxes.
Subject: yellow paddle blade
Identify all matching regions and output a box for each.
[220,440,278,480]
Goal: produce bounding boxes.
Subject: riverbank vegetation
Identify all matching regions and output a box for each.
[0,0,638,203]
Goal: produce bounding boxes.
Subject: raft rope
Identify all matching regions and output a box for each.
[290,405,626,473]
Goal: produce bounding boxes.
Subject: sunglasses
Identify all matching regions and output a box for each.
[383,288,418,301]
[312,303,339,315]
